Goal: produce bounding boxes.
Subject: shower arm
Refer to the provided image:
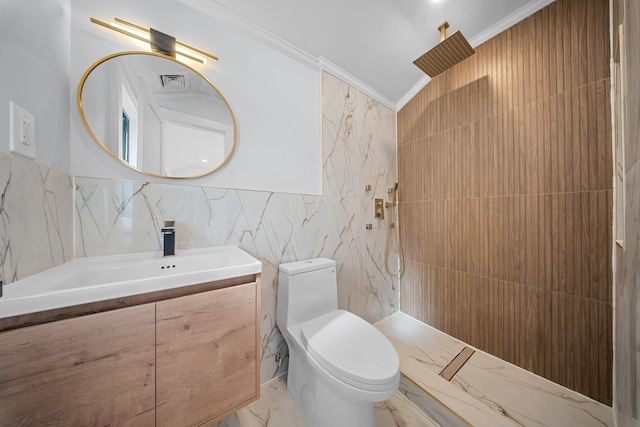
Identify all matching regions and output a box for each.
[438,21,450,42]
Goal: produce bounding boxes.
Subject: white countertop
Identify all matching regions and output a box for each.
[0,246,262,319]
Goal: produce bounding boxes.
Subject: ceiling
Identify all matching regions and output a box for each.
[188,0,554,108]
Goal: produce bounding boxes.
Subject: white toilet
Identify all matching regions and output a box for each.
[277,258,400,427]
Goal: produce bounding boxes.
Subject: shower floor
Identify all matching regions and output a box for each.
[375,312,614,427]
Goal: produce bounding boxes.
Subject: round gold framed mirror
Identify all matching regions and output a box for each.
[78,51,236,178]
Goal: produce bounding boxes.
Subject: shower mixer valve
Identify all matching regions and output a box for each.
[374,198,385,219]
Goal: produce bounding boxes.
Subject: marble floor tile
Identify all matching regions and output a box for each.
[399,375,468,427]
[209,376,309,427]
[375,312,467,375]
[376,392,441,427]
[211,374,440,427]
[453,351,614,426]
[376,312,615,427]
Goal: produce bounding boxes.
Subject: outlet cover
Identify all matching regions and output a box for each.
[9,101,36,160]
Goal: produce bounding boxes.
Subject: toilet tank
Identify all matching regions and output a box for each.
[277,258,338,330]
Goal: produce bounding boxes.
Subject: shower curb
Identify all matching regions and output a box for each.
[375,312,615,427]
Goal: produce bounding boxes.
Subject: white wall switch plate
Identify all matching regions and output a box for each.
[9,101,36,160]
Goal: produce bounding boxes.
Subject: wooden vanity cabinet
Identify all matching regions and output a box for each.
[156,282,259,426]
[0,278,260,427]
[0,303,156,426]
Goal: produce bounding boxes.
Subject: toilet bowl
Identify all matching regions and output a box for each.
[277,258,400,427]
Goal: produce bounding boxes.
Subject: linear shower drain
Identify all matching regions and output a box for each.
[439,346,475,381]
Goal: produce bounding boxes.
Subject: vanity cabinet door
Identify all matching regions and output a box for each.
[156,282,258,427]
[0,303,156,426]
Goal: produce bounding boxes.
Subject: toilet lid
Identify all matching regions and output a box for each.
[301,310,399,390]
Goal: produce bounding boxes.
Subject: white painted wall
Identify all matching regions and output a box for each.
[70,0,322,195]
[0,0,71,171]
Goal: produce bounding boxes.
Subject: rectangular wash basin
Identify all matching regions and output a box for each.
[0,246,261,319]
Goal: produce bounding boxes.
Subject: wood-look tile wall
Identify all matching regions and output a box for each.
[397,0,612,405]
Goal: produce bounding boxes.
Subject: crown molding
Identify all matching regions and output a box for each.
[178,0,319,70]
[468,0,556,47]
[396,75,431,111]
[396,0,557,111]
[318,57,396,110]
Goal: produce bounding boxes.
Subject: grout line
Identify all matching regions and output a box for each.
[400,261,613,305]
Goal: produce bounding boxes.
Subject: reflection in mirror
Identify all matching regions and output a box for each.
[78,52,236,178]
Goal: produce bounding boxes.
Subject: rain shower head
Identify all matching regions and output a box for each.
[413,21,475,78]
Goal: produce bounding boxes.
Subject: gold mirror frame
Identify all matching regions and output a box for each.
[77,51,237,179]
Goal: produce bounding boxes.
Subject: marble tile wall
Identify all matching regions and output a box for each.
[612,0,640,425]
[0,73,397,384]
[0,153,73,286]
[72,71,398,383]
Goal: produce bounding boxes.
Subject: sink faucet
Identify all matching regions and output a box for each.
[161,220,175,256]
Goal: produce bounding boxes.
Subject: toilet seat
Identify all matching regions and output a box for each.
[301,310,399,392]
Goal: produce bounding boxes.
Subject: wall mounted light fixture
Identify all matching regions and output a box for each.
[90,17,218,65]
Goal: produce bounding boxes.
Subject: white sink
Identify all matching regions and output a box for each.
[0,246,261,319]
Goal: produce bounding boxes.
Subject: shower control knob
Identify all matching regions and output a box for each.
[374,199,384,219]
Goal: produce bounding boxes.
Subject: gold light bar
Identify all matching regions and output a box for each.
[113,19,218,62]
[90,17,219,64]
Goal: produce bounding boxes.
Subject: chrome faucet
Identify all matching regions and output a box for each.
[161,220,175,256]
